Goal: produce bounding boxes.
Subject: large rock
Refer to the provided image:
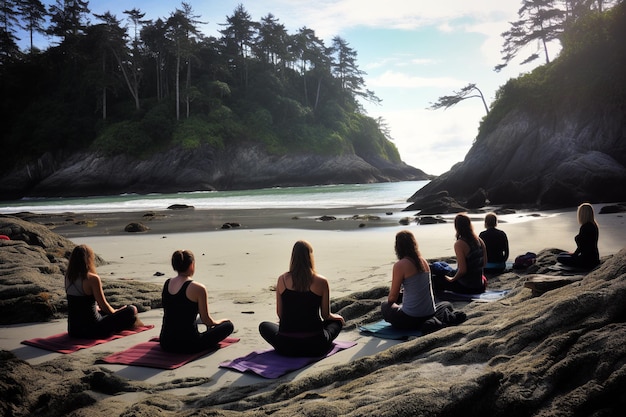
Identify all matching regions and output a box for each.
[409,104,626,208]
[0,144,429,199]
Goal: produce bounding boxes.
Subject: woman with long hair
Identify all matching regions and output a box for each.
[432,214,487,294]
[382,230,466,330]
[160,249,234,353]
[259,240,344,357]
[65,244,138,338]
[557,203,600,269]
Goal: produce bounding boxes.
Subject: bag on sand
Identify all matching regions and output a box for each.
[513,252,537,269]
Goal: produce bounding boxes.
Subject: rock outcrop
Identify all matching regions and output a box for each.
[409,106,626,208]
[0,143,428,199]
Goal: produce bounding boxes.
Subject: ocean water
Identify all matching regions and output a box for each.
[0,181,429,214]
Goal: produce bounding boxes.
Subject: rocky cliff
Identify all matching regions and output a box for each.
[410,106,626,206]
[409,104,626,209]
[0,143,428,199]
[409,2,626,210]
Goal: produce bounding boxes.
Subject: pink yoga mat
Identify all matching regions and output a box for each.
[21,325,155,354]
[219,340,358,379]
[99,337,240,369]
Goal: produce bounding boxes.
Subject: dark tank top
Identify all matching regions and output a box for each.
[458,237,484,290]
[160,280,199,345]
[279,289,323,334]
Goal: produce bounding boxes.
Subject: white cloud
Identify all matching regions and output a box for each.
[368,71,465,89]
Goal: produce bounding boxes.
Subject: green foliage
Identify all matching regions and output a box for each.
[140,102,176,145]
[2,3,399,171]
[478,1,626,140]
[172,116,225,149]
[344,114,401,162]
[91,121,152,157]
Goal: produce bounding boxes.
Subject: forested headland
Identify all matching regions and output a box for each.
[1,1,418,197]
[412,0,626,209]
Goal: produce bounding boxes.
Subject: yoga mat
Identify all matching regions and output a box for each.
[99,337,240,369]
[219,340,357,379]
[359,320,423,340]
[20,325,155,354]
[436,289,510,302]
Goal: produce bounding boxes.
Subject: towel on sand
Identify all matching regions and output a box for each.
[436,289,510,302]
[359,320,423,340]
[21,325,155,354]
[99,337,240,369]
[219,340,357,379]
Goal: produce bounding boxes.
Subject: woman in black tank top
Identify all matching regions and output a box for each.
[259,240,344,357]
[432,214,487,294]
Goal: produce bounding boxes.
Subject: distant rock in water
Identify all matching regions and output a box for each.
[167,204,194,210]
[317,215,337,222]
[221,222,241,229]
[599,204,626,214]
[124,222,149,233]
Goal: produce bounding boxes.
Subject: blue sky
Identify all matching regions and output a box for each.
[26,1,561,175]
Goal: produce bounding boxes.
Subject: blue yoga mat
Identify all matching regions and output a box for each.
[358,320,422,340]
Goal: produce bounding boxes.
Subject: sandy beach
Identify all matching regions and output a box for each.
[1,203,625,415]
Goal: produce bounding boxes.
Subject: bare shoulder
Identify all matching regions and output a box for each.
[454,239,469,250]
[86,272,102,285]
[312,274,330,290]
[277,272,290,290]
[189,280,207,295]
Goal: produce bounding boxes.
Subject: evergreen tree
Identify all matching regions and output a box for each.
[331,36,379,107]
[17,0,46,53]
[219,4,255,88]
[0,0,21,63]
[141,18,168,101]
[47,0,90,44]
[166,2,200,120]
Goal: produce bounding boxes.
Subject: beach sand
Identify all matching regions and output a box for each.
[1,204,625,414]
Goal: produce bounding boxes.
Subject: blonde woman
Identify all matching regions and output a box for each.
[259,240,344,357]
[65,244,138,338]
[557,203,600,269]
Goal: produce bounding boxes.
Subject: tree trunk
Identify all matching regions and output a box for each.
[175,50,181,120]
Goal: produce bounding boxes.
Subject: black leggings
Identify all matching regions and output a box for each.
[381,301,466,333]
[160,320,234,354]
[259,320,343,357]
[431,274,486,294]
[69,305,137,339]
[557,253,599,270]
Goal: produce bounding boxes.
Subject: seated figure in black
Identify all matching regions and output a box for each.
[557,203,600,270]
[65,244,139,338]
[432,214,487,294]
[479,212,509,273]
[259,240,344,357]
[160,250,234,353]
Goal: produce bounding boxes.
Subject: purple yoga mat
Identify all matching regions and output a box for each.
[219,340,357,379]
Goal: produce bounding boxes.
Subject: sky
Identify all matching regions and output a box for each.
[23,1,562,176]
